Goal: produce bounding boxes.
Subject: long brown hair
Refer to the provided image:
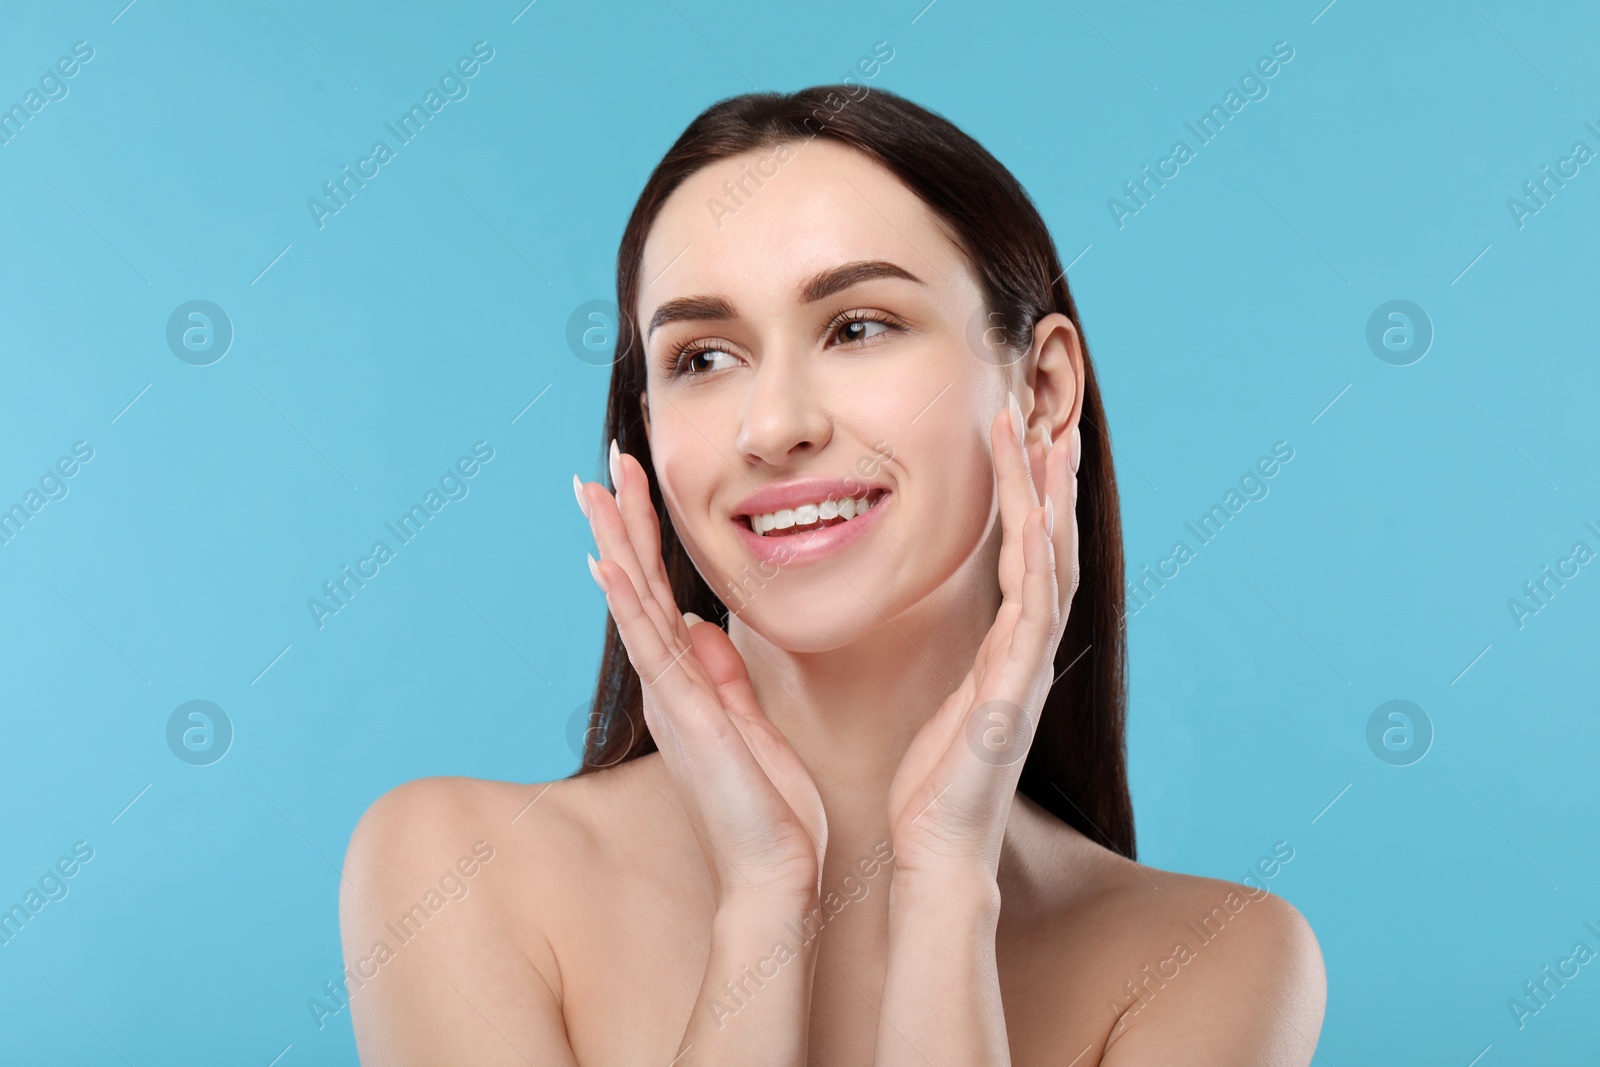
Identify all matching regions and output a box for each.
[569,85,1135,860]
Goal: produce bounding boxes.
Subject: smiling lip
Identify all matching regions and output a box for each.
[731,488,890,568]
[732,476,889,520]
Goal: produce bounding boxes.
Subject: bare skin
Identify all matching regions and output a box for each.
[342,768,1324,1065]
[340,139,1326,1065]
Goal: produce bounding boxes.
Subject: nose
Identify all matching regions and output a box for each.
[734,348,832,467]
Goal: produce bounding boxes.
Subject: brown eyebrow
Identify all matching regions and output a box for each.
[646,259,925,339]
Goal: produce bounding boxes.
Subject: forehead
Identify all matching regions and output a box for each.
[637,139,967,322]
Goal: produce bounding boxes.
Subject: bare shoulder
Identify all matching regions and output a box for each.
[1033,834,1325,1066]
[338,771,640,1066]
[345,771,608,886]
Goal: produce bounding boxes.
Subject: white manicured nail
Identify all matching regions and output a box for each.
[573,473,590,518]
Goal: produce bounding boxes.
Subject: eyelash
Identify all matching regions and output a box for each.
[661,310,905,379]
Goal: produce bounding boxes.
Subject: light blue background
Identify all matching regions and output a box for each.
[1,0,1595,1062]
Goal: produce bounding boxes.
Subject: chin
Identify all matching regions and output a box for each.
[728,596,883,653]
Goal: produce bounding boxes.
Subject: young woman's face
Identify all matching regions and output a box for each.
[636,139,1009,652]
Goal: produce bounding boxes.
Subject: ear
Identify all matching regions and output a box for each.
[639,391,652,444]
[1021,313,1084,451]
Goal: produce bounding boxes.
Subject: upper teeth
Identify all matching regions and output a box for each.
[750,493,879,535]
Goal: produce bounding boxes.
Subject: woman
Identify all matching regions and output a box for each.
[340,86,1326,1065]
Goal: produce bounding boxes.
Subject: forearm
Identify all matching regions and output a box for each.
[875,873,1008,1067]
[676,892,821,1066]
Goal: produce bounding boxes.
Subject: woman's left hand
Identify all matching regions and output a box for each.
[885,393,1081,886]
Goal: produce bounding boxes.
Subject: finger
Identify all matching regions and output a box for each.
[1045,425,1082,615]
[930,665,980,757]
[596,555,717,738]
[685,614,761,722]
[1028,435,1049,505]
[972,572,1026,683]
[960,508,1057,774]
[887,666,977,821]
[687,616,827,846]
[1008,391,1041,509]
[583,448,679,647]
[687,617,792,770]
[992,400,1037,609]
[991,409,1021,602]
[1013,501,1060,687]
[684,614,765,759]
[613,447,690,647]
[970,612,1003,682]
[953,508,1056,793]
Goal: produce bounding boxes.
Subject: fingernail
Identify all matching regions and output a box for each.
[572,473,590,518]
[1007,390,1024,445]
[683,611,703,626]
[586,551,603,587]
[1044,497,1055,538]
[609,438,624,491]
[1070,425,1082,475]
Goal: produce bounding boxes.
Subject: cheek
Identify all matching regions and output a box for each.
[650,405,722,499]
[949,431,1000,546]
[897,421,996,556]
[650,429,728,569]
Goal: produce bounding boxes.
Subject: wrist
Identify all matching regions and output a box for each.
[888,865,1001,923]
[710,891,827,978]
[886,874,1001,965]
[715,886,823,926]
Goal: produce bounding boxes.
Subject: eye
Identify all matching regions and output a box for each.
[828,310,903,347]
[663,341,741,379]
[661,310,904,380]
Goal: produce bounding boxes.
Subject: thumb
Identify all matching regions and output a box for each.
[683,613,826,864]
[682,611,800,785]
[682,612,760,719]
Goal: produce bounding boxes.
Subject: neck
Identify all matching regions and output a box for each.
[724,548,1002,858]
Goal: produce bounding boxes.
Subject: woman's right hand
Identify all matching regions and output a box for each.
[575,441,828,906]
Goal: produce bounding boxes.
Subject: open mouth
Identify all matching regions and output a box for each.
[738,488,889,538]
